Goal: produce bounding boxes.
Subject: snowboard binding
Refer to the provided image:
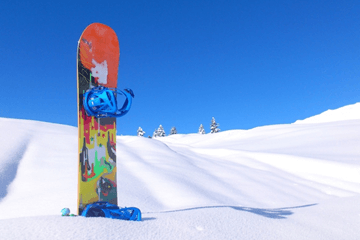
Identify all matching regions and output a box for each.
[83,86,134,118]
[81,201,142,221]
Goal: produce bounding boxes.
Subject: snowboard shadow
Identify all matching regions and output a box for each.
[158,204,317,219]
[141,217,157,221]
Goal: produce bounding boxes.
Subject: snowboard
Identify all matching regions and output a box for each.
[77,23,119,215]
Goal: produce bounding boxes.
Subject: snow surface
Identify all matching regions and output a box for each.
[0,103,360,239]
[294,102,360,124]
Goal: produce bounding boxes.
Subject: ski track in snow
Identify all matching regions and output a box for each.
[0,103,360,239]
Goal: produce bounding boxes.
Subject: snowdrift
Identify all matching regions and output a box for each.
[0,103,359,239]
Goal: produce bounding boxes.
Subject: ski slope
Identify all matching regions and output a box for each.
[0,103,359,239]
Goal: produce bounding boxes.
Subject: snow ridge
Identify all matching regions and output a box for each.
[294,102,360,124]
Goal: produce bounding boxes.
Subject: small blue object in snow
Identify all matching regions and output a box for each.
[81,201,141,221]
[61,208,70,216]
[83,86,134,118]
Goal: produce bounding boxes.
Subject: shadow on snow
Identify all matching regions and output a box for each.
[154,204,317,219]
[0,138,30,201]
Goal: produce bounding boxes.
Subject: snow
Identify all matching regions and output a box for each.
[0,103,360,240]
[294,102,360,124]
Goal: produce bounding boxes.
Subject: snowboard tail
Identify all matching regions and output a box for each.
[77,23,119,215]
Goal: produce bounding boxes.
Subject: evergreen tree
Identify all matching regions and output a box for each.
[198,124,205,134]
[210,117,220,133]
[157,125,166,137]
[152,128,159,138]
[170,127,177,135]
[137,127,145,137]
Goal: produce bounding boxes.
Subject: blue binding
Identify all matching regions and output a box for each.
[83,86,134,118]
[81,201,141,221]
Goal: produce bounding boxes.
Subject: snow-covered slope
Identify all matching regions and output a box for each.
[0,103,359,240]
[294,102,360,124]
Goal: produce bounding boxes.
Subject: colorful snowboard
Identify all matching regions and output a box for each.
[77,23,119,215]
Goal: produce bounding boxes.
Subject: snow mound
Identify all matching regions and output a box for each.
[294,102,360,124]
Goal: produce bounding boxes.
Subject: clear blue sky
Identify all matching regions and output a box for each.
[1,0,359,136]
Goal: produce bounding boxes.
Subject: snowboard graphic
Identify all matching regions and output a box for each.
[77,23,119,215]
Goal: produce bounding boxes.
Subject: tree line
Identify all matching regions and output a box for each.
[137,117,220,137]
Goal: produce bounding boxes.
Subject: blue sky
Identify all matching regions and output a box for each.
[1,0,359,136]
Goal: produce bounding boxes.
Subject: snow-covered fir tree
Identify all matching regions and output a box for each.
[152,128,158,138]
[198,124,205,134]
[210,117,220,133]
[137,127,145,137]
[157,125,166,137]
[170,127,177,135]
